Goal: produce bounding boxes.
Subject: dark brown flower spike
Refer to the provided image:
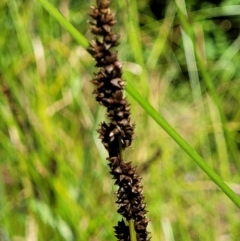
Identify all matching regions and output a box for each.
[88,1,150,240]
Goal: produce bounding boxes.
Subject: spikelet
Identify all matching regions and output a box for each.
[88,1,150,240]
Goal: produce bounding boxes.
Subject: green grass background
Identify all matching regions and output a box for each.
[1,0,240,240]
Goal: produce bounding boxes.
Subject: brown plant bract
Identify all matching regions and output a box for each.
[88,1,150,240]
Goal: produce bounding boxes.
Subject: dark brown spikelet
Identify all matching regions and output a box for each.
[88,1,150,241]
[114,219,130,241]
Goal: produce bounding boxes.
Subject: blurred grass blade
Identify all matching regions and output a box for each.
[146,1,176,69]
[37,0,240,209]
[117,0,149,96]
[181,27,212,161]
[37,0,89,49]
[175,0,240,170]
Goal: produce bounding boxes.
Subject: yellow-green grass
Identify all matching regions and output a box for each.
[1,0,240,240]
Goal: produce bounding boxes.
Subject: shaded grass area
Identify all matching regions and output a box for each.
[1,0,240,240]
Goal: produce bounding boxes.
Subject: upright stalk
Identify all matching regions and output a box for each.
[87,0,150,240]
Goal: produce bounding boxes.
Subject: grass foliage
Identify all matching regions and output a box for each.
[1,0,240,240]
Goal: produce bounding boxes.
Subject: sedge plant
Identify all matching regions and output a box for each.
[1,0,240,240]
[87,0,150,240]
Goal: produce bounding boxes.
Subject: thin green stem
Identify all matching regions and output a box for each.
[126,82,240,209]
[129,219,137,241]
[37,0,89,49]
